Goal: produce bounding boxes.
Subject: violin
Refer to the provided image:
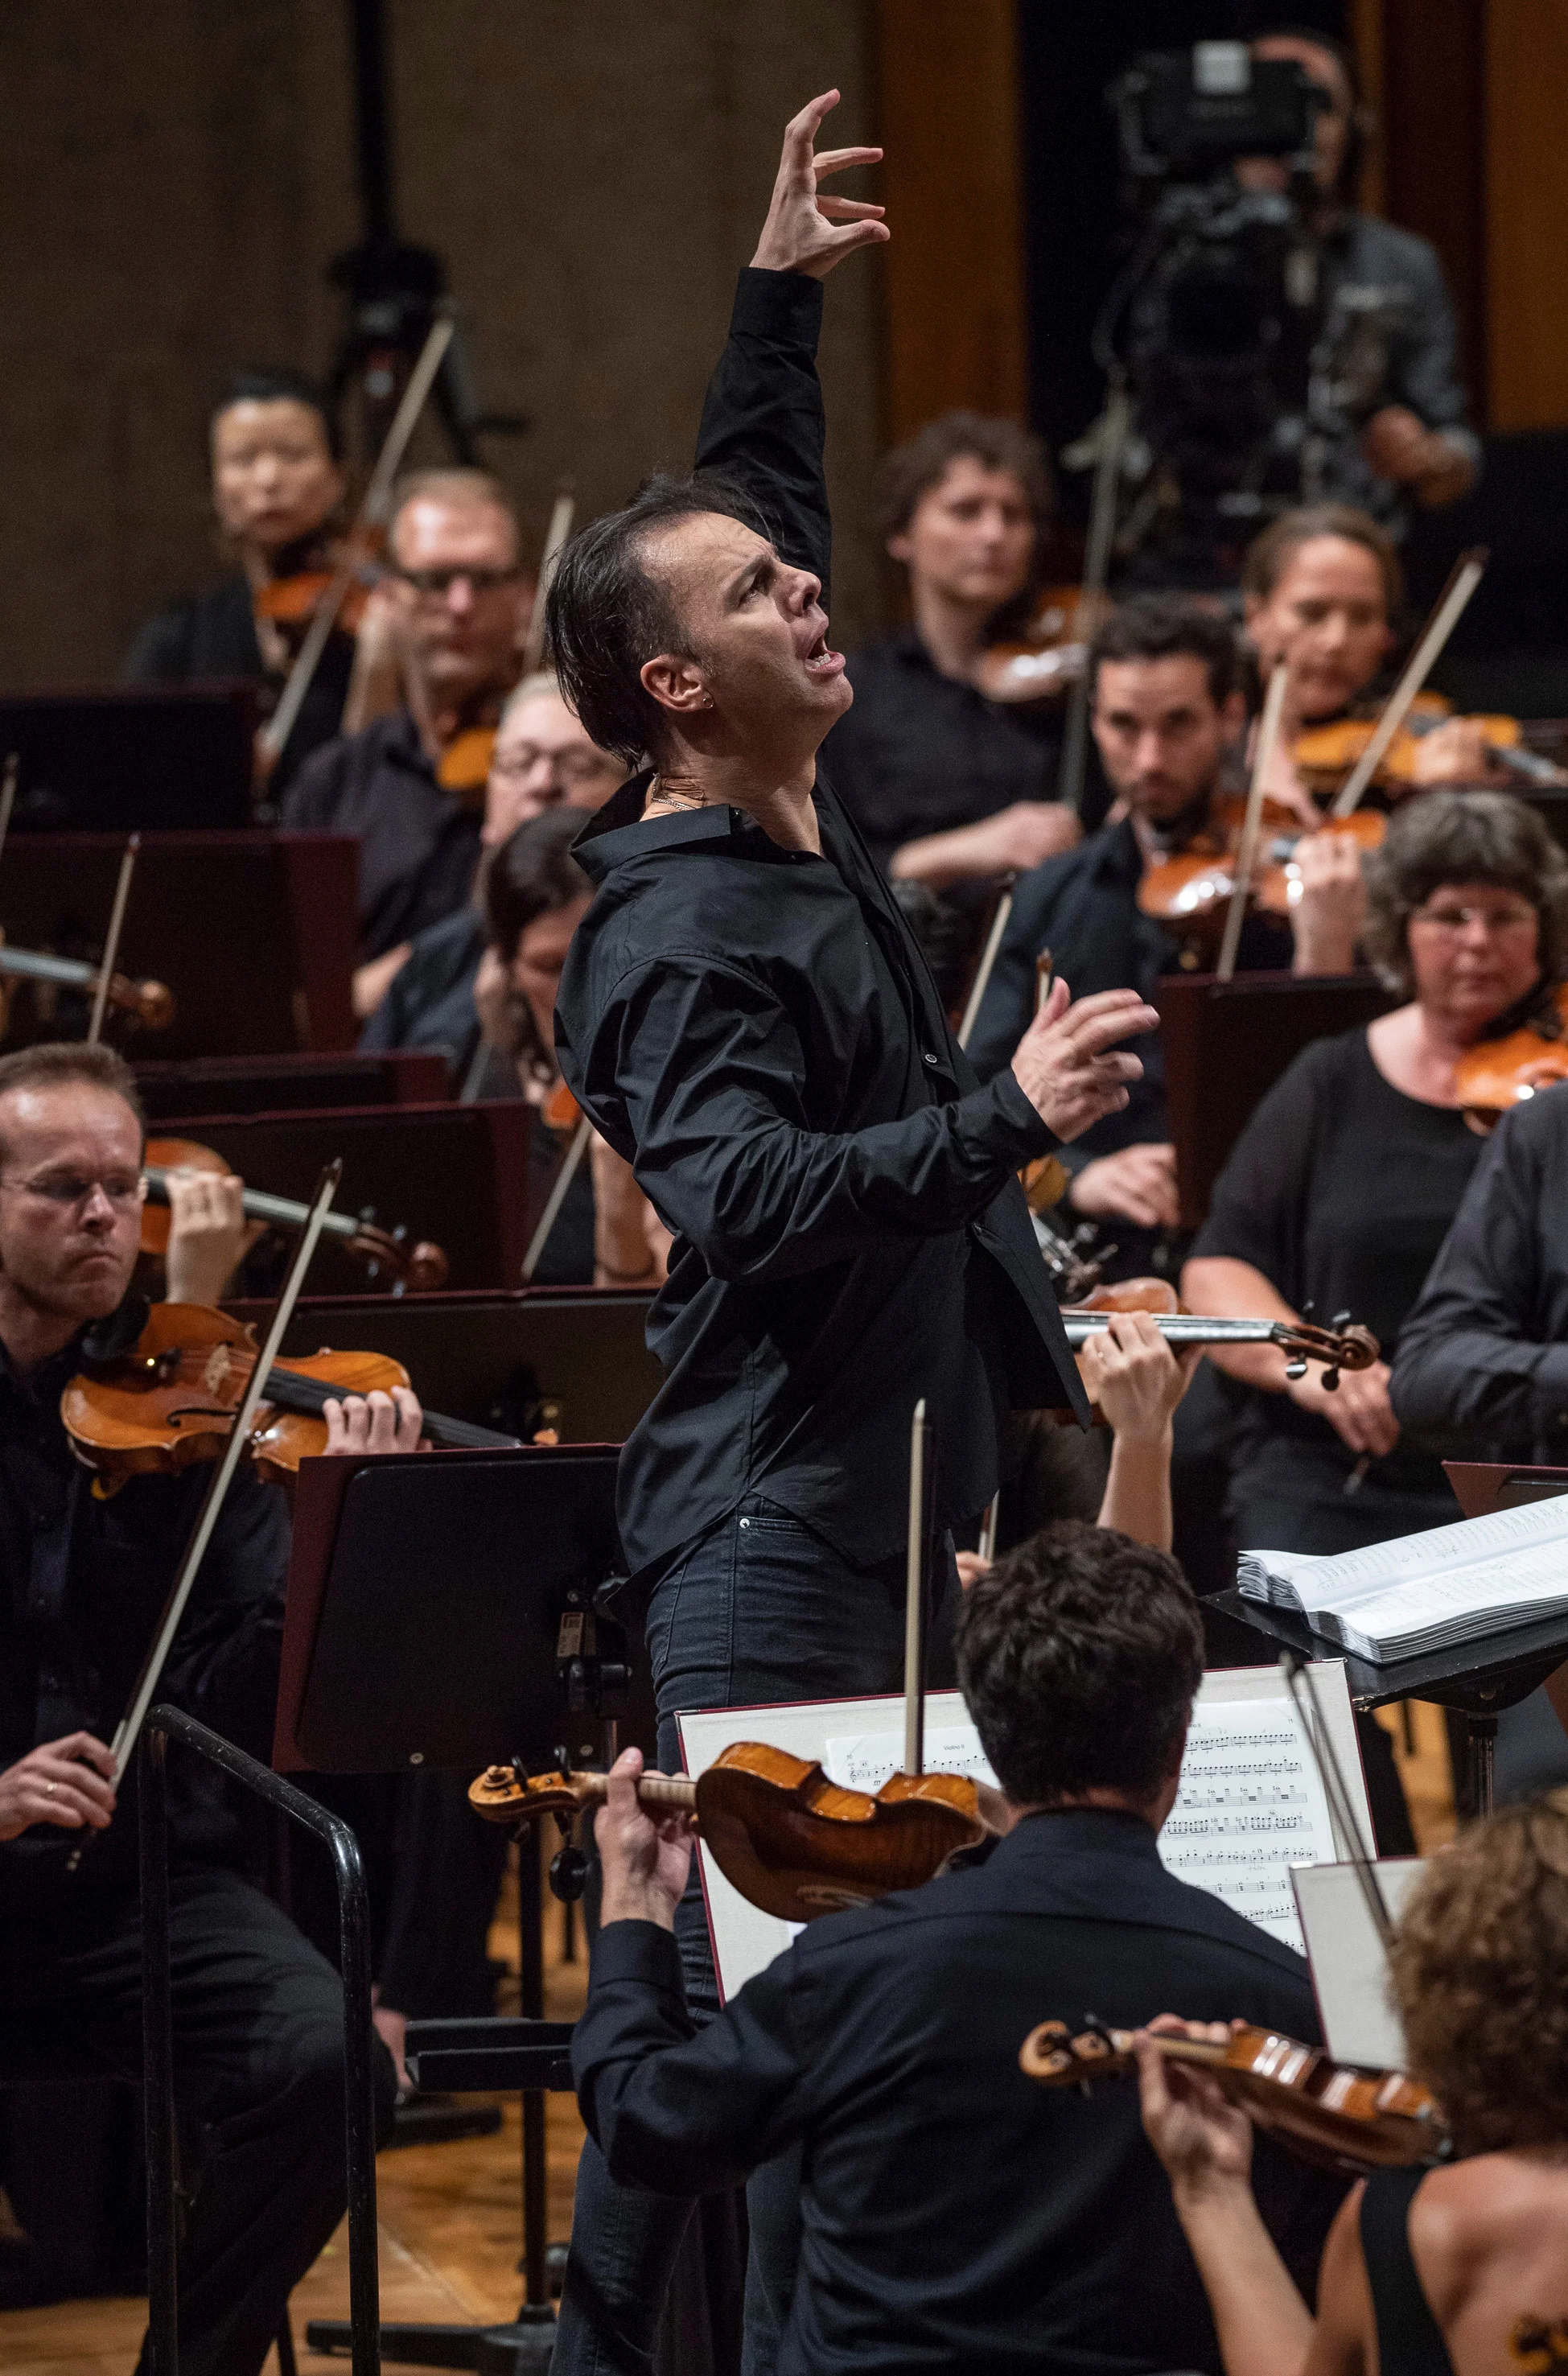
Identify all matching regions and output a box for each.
[973,587,1093,707]
[140,1138,448,1294]
[1451,980,1568,1129]
[253,562,377,640]
[1019,2018,1447,2177]
[1294,704,1568,797]
[1061,1278,1378,1397]
[1135,797,1385,949]
[62,1300,518,1489]
[469,1741,993,1922]
[0,933,174,1036]
[436,726,497,799]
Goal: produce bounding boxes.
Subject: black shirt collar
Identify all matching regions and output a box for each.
[570,768,825,883]
[1001,1804,1164,1863]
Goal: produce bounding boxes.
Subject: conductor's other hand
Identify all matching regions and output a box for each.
[0,1732,117,1842]
[751,92,888,282]
[1010,979,1159,1144]
[596,1747,694,1932]
[322,1386,426,1458]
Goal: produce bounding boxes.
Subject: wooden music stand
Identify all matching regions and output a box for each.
[0,830,357,1056]
[1157,969,1396,1229]
[226,1284,664,1445]
[169,1099,533,1292]
[135,1048,449,1118]
[274,1444,637,2372]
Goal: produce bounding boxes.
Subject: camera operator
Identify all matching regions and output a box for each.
[1238,29,1478,527]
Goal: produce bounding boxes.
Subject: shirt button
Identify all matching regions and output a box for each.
[923,1052,940,1066]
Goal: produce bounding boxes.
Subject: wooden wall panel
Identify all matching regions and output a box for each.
[1485,0,1568,431]
[872,0,1029,438]
[1377,0,1488,418]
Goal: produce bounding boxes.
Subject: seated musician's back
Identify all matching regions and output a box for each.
[575,1523,1344,2375]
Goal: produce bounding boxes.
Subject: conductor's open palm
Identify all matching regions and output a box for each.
[751,92,888,281]
[1011,978,1159,1143]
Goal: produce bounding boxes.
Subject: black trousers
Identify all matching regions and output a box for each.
[2,1864,396,2376]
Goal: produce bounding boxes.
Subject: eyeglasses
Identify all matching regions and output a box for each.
[1410,902,1538,937]
[489,746,616,789]
[0,1171,146,1210]
[395,566,521,599]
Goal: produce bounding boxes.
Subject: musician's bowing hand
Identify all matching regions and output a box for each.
[750,92,888,282]
[597,1747,694,1932]
[322,1386,426,1457]
[1134,2018,1253,2201]
[1068,1142,1179,1231]
[1289,830,1365,976]
[1010,979,1159,1143]
[0,1732,116,1841]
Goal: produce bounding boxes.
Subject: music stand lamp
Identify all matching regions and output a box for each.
[274,1443,631,2374]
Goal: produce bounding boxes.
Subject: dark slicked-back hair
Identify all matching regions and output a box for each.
[211,368,342,462]
[547,469,775,768]
[956,1521,1203,1806]
[0,1042,146,1168]
[1089,595,1244,710]
[484,806,591,965]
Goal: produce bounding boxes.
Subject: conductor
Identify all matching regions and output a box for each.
[547,91,1157,2374]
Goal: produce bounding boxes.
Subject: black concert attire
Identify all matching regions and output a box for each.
[0,1295,394,2376]
[125,558,356,798]
[1388,1086,1568,1805]
[282,709,484,962]
[822,634,1074,1007]
[1190,1027,1486,1847]
[360,906,487,1081]
[551,266,1084,2376]
[1359,2171,1455,2376]
[575,1808,1344,2376]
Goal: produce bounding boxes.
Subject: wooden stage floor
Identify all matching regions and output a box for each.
[0,1706,1452,2372]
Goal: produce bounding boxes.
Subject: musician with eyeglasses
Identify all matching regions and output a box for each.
[282,466,532,1019]
[1180,793,1568,1847]
[0,1040,426,2376]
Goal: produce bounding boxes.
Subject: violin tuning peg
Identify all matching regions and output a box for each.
[510,1756,530,1786]
[1322,1368,1341,1394]
[1300,1299,1316,1320]
[1331,1311,1352,1331]
[1284,1358,1307,1381]
[549,1844,589,1903]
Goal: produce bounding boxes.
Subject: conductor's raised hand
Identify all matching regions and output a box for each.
[751,91,887,281]
[596,1747,695,1932]
[1010,978,1159,1143]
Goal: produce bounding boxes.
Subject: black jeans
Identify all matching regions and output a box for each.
[2,1864,396,2376]
[554,1496,961,2376]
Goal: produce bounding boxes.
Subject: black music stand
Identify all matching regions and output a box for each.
[1210,1592,1568,1814]
[275,1443,629,2373]
[0,686,255,830]
[1156,970,1396,1229]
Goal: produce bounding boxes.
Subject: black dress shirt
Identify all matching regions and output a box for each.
[574,1806,1342,2376]
[555,270,1085,1583]
[359,906,487,1082]
[823,630,1068,871]
[125,567,356,798]
[1391,1084,1568,1460]
[282,709,484,961]
[0,1297,292,1918]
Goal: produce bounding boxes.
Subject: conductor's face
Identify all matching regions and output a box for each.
[0,1085,144,1346]
[636,513,850,766]
[1093,655,1245,826]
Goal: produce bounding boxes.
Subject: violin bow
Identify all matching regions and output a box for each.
[0,752,19,871]
[259,311,458,770]
[521,484,576,678]
[1056,377,1130,817]
[86,833,139,1045]
[1216,661,1291,983]
[521,1112,593,1283]
[903,1398,936,1778]
[955,877,1016,1052]
[1328,546,1489,821]
[1279,1648,1395,1951]
[93,1163,343,1804]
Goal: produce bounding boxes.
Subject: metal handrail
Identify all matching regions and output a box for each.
[138,1705,381,2374]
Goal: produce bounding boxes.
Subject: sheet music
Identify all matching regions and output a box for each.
[680,1667,1369,1997]
[1159,1699,1337,1952]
